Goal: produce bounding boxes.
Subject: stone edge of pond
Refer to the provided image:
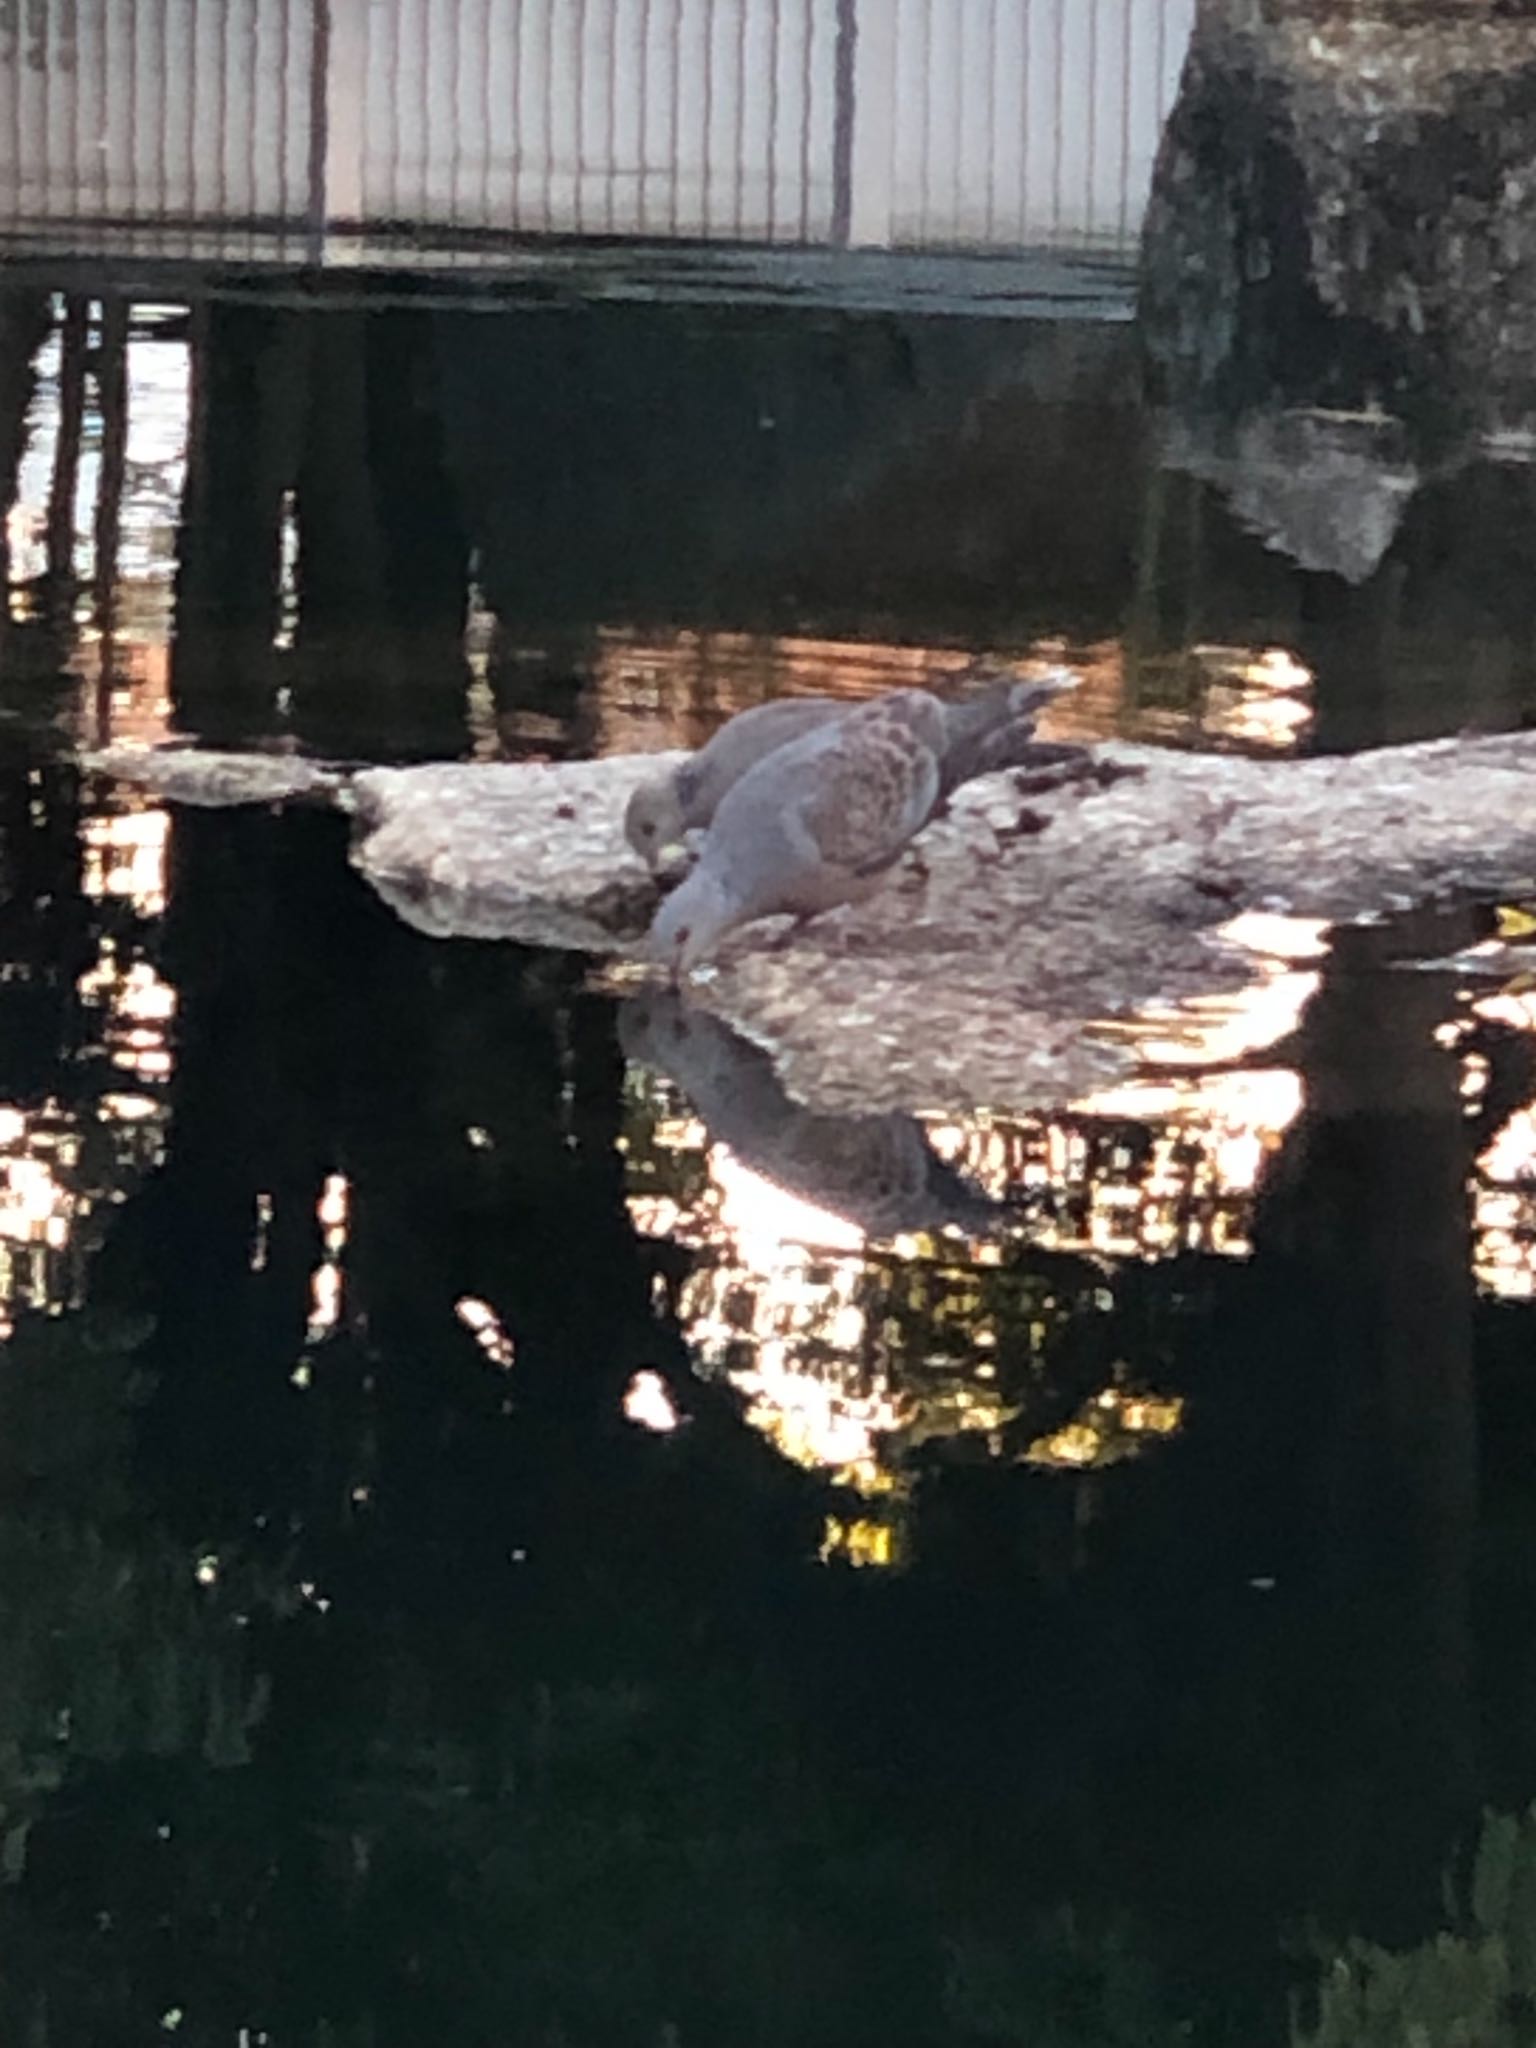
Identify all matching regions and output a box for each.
[81,732,1536,1117]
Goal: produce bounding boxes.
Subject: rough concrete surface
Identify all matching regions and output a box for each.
[1143,1,1536,581]
[86,731,1536,1118]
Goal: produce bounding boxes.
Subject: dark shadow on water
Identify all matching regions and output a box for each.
[0,783,1526,2043]
[0,260,1534,2039]
[0,283,1532,759]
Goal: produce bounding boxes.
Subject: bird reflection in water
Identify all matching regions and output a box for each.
[619,992,1054,1538]
[619,990,1012,1243]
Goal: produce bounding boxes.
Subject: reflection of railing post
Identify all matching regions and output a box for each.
[831,0,857,247]
[92,295,128,744]
[45,297,88,600]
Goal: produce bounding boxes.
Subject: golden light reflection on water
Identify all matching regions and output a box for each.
[1026,1387,1186,1471]
[5,304,1536,1559]
[10,301,188,749]
[512,625,1319,767]
[622,931,1323,1527]
[0,802,177,1333]
[1472,986,1536,1298]
[306,1173,352,1343]
[80,798,171,919]
[625,912,1536,1542]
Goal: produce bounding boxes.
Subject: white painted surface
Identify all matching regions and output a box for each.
[341,0,838,239]
[0,0,1194,253]
[0,0,314,223]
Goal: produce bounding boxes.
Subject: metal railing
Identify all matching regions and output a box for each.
[0,0,1194,257]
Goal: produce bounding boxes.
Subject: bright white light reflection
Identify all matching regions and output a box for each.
[623,1370,681,1433]
[456,1295,516,1370]
[1471,986,1536,1298]
[625,917,1333,1508]
[305,1176,352,1340]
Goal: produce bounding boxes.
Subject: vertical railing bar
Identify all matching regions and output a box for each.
[37,0,50,221]
[607,0,618,232]
[919,0,933,242]
[797,0,812,243]
[308,0,330,255]
[9,0,22,223]
[638,0,651,231]
[481,0,493,228]
[830,0,855,248]
[514,0,528,228]
[573,0,586,232]
[125,0,139,221]
[68,0,81,226]
[383,0,398,219]
[925,0,937,241]
[450,0,464,229]
[1117,0,1133,245]
[1085,0,1098,243]
[247,0,260,229]
[277,0,292,226]
[185,0,197,222]
[765,0,779,239]
[1050,0,1064,238]
[984,0,999,241]
[542,0,554,231]
[734,0,746,236]
[888,0,900,247]
[951,0,965,239]
[217,0,230,226]
[701,0,713,234]
[420,0,432,225]
[1018,0,1030,241]
[667,0,680,234]
[98,30,108,233]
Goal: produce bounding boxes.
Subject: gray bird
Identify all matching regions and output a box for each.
[618,991,1006,1239]
[624,668,1077,870]
[647,673,1078,976]
[624,695,851,869]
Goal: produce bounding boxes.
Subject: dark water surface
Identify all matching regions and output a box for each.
[2,282,1536,2046]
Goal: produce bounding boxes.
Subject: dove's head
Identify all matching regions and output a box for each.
[649,868,739,981]
[624,771,687,870]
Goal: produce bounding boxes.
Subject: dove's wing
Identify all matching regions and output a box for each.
[677,695,851,829]
[782,694,944,882]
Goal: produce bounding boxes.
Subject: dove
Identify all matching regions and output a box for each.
[624,695,851,869]
[624,668,1079,871]
[647,673,1080,976]
[648,687,948,976]
[618,991,1005,1239]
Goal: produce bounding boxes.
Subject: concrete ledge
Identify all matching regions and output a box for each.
[86,732,1536,1116]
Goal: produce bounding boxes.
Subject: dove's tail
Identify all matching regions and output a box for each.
[938,666,1079,799]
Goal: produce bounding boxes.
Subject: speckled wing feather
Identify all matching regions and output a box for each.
[789,692,945,876]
